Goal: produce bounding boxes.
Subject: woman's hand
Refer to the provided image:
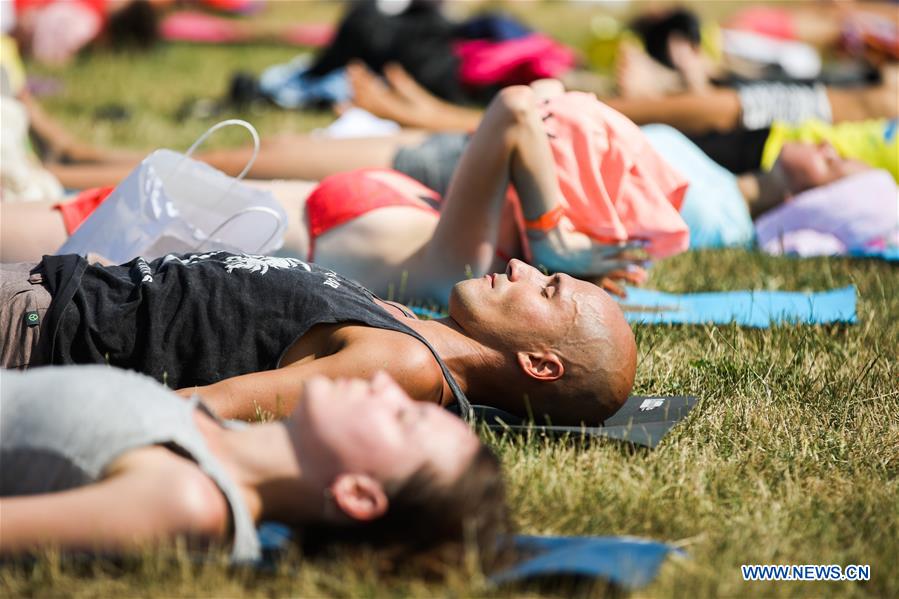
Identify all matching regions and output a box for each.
[527,215,649,293]
[590,267,648,298]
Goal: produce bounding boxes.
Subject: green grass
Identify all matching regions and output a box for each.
[5,2,899,597]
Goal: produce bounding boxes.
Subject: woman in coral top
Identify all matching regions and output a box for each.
[3,80,684,303]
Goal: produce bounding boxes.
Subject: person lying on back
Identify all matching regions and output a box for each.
[1,252,636,425]
[1,366,507,570]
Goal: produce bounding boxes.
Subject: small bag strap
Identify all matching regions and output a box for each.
[184,119,260,180]
[193,206,284,254]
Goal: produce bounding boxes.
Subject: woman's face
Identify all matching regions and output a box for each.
[777,142,870,193]
[291,373,480,489]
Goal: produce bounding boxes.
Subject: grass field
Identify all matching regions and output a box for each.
[3,2,898,597]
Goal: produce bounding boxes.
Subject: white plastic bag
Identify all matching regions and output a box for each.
[58,120,287,262]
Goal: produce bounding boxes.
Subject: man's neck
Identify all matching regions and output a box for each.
[403,316,516,406]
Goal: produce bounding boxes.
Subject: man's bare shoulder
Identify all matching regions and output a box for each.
[341,325,446,404]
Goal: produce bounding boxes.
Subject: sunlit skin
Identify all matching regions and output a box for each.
[0,372,482,555]
[776,141,871,193]
[4,83,640,423]
[156,258,636,427]
[291,373,479,498]
[443,259,637,422]
[2,82,644,300]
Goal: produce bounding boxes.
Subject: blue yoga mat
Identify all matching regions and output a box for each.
[412,286,857,327]
[495,535,683,590]
[256,523,681,590]
[851,246,899,261]
[620,285,857,327]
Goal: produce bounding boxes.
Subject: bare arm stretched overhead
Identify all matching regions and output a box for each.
[402,83,644,301]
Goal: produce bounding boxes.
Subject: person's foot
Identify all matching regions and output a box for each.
[346,61,408,121]
[346,61,437,128]
[615,41,684,98]
[383,62,436,105]
[667,35,711,94]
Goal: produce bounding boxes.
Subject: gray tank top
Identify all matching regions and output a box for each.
[0,366,260,562]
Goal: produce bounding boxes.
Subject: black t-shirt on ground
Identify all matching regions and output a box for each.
[34,252,469,412]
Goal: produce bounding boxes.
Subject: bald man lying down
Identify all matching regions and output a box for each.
[1,253,636,426]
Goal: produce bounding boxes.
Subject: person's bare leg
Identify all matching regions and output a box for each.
[45,162,139,190]
[827,66,899,122]
[0,200,68,262]
[668,36,711,94]
[382,62,443,106]
[352,51,897,134]
[413,86,561,296]
[197,130,429,180]
[23,95,143,165]
[350,58,742,135]
[615,41,685,99]
[347,62,482,132]
[44,130,431,189]
[606,88,742,134]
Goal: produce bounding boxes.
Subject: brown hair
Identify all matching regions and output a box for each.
[299,444,511,576]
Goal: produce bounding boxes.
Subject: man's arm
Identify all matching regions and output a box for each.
[182,332,445,420]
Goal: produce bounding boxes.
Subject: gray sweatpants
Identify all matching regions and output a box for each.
[392,132,469,197]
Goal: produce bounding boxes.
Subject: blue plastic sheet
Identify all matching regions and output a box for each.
[620,285,857,327]
[256,523,682,591]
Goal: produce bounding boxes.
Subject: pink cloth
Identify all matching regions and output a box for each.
[200,0,263,14]
[161,11,243,43]
[727,7,796,41]
[754,170,899,256]
[455,34,576,87]
[536,92,690,259]
[161,10,333,47]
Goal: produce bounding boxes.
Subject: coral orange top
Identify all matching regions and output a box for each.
[15,0,107,21]
[537,92,690,259]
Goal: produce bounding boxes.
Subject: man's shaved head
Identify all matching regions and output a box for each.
[549,285,637,423]
[449,260,637,425]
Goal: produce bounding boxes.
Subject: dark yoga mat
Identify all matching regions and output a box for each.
[256,523,683,591]
[463,395,698,449]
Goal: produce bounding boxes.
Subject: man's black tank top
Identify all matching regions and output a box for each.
[34,252,470,415]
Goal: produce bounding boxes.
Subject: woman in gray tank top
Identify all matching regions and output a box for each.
[0,366,508,570]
